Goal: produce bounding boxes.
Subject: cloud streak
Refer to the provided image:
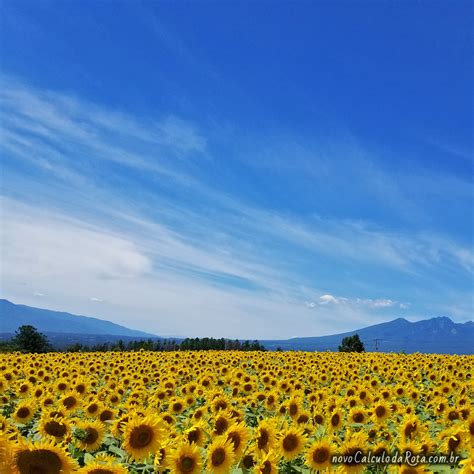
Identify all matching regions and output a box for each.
[1,77,472,337]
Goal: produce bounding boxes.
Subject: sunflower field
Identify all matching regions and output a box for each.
[0,350,473,474]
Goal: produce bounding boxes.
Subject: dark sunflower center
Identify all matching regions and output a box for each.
[228,432,241,450]
[99,410,113,422]
[87,403,98,414]
[375,406,386,417]
[257,429,269,449]
[343,448,360,466]
[85,428,99,444]
[297,414,309,424]
[242,454,255,469]
[448,411,459,421]
[469,422,474,436]
[215,417,228,435]
[188,429,199,443]
[211,447,226,466]
[282,434,298,452]
[216,400,227,410]
[404,423,416,438]
[88,469,115,474]
[331,413,340,426]
[373,447,388,457]
[180,455,195,472]
[62,397,76,409]
[314,414,323,424]
[353,413,364,423]
[313,447,330,463]
[17,407,31,419]
[448,435,460,451]
[17,449,62,474]
[261,460,272,474]
[289,403,298,416]
[130,426,153,448]
[45,421,67,437]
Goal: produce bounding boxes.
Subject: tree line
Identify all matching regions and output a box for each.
[1,325,366,354]
[0,325,267,353]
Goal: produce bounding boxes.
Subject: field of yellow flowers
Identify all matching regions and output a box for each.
[0,350,473,474]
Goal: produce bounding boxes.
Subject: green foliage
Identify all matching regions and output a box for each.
[338,333,365,352]
[11,325,52,353]
[65,337,266,352]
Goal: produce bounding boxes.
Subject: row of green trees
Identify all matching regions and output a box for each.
[0,326,267,353]
[1,325,365,353]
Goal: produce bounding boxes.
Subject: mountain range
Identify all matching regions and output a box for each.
[1,299,472,354]
[262,316,474,354]
[0,299,156,339]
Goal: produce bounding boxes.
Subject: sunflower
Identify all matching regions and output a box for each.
[74,420,105,452]
[372,400,391,425]
[440,426,469,454]
[418,433,436,456]
[38,413,70,441]
[184,423,207,447]
[169,442,202,474]
[287,396,301,419]
[226,422,250,460]
[77,462,127,474]
[122,415,163,462]
[305,439,334,471]
[328,407,344,432]
[296,410,312,426]
[84,401,102,418]
[371,440,390,459]
[465,415,474,447]
[213,411,233,436]
[277,426,307,461]
[59,392,80,413]
[98,407,116,423]
[170,397,186,415]
[336,431,368,474]
[10,439,77,474]
[254,450,279,474]
[391,466,431,474]
[348,407,366,424]
[241,449,256,470]
[17,382,32,398]
[12,401,36,424]
[255,419,276,455]
[154,440,173,473]
[206,436,235,473]
[400,414,421,441]
[458,458,473,474]
[0,434,13,473]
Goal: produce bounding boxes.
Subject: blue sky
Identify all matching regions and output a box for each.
[0,1,472,338]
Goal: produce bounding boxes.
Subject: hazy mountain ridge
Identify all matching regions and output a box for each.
[0,299,156,338]
[262,316,474,354]
[0,300,472,354]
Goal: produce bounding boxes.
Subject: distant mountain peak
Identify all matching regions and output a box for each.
[0,299,157,338]
[264,314,473,354]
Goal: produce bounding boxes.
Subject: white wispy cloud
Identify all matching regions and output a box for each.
[312,294,408,310]
[1,77,471,336]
